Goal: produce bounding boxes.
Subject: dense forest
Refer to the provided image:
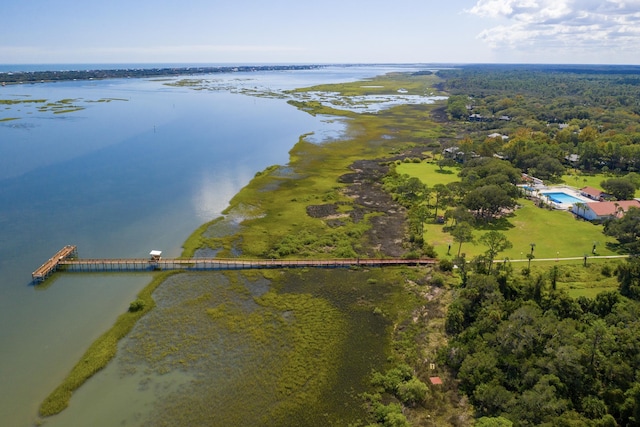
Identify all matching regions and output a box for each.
[441,262,640,426]
[416,65,640,426]
[439,65,640,180]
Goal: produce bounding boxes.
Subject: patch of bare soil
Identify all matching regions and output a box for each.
[431,105,449,123]
[306,204,339,218]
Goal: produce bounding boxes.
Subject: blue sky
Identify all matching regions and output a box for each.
[1,0,639,64]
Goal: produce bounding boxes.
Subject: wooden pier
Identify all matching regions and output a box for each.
[32,246,436,283]
[31,245,78,282]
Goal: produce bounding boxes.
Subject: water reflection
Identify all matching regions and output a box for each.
[192,168,253,222]
[302,115,349,144]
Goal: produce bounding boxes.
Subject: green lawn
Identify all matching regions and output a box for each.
[561,170,606,190]
[427,199,618,260]
[396,161,461,186]
[561,170,640,197]
[399,162,620,261]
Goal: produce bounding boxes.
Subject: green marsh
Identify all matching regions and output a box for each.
[112,268,416,426]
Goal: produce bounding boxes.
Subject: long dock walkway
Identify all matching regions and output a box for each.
[31,246,436,283]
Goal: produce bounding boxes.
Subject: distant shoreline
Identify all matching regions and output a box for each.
[0,64,324,85]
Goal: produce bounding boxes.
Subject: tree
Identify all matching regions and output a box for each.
[620,383,640,426]
[616,257,640,300]
[437,157,457,172]
[452,222,475,257]
[446,94,469,119]
[432,183,451,221]
[128,299,146,312]
[604,206,640,253]
[475,416,513,427]
[396,378,429,405]
[601,177,636,200]
[451,205,475,226]
[473,383,515,417]
[479,231,513,271]
[574,202,587,219]
[463,185,516,222]
[396,176,427,206]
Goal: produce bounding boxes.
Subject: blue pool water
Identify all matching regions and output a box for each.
[542,191,584,204]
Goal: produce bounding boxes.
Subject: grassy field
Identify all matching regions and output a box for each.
[397,162,620,261]
[526,260,622,298]
[395,160,461,186]
[561,170,640,197]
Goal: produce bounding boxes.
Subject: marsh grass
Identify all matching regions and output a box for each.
[38,271,179,417]
[107,268,415,426]
[0,99,46,105]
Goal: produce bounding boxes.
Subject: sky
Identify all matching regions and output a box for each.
[1,0,639,65]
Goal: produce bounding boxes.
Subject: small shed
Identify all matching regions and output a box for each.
[429,377,443,385]
[149,250,162,261]
[580,186,606,201]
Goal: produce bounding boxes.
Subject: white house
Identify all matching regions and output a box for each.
[572,200,640,221]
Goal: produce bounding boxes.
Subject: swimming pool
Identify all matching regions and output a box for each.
[542,191,584,205]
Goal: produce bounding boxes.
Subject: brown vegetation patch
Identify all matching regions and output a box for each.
[306,203,339,218]
[339,159,407,257]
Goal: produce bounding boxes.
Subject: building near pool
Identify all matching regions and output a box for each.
[580,186,609,201]
[521,180,640,222]
[572,200,640,221]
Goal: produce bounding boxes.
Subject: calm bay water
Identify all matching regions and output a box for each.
[0,65,430,426]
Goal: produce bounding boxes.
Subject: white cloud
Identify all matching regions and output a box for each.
[468,0,640,60]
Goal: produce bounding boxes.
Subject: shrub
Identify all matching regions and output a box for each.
[373,402,409,427]
[439,258,454,272]
[430,273,445,287]
[128,299,145,312]
[396,377,428,405]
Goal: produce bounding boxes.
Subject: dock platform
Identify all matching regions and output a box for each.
[31,245,78,282]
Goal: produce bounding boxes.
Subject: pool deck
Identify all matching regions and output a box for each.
[524,185,594,210]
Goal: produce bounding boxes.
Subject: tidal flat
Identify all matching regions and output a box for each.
[0,96,128,119]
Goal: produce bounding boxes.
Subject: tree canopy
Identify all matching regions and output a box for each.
[442,266,640,426]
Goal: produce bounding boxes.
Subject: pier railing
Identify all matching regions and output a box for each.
[31,246,436,283]
[31,245,78,282]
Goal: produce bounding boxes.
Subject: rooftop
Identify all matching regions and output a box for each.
[587,200,640,216]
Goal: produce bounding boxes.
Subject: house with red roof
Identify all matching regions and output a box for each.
[580,186,607,201]
[572,200,640,221]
